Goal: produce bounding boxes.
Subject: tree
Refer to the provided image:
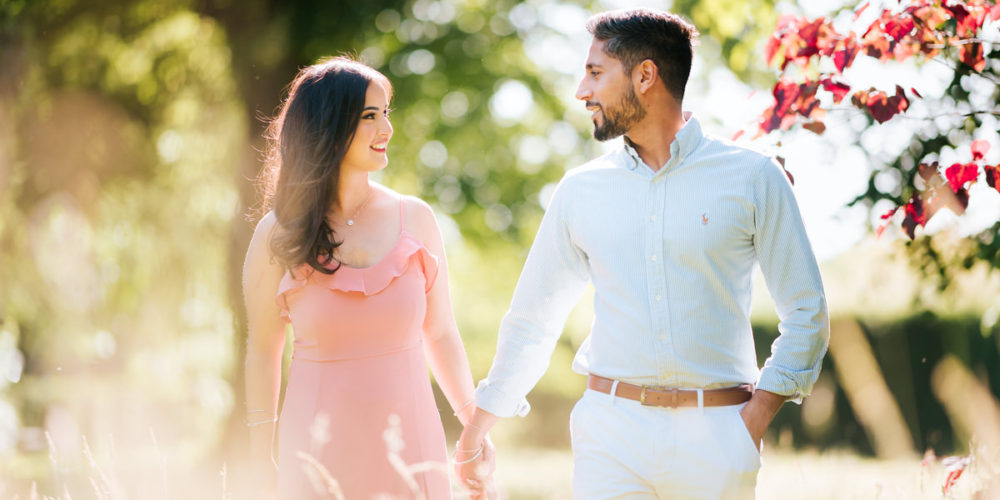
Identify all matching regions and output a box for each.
[751,0,1000,285]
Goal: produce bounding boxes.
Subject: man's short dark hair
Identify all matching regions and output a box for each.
[586,8,699,102]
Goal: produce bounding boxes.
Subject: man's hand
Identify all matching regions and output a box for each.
[454,435,496,499]
[738,389,787,451]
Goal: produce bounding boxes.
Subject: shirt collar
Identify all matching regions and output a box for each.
[621,111,702,173]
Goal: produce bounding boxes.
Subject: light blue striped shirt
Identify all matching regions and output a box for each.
[475,115,830,418]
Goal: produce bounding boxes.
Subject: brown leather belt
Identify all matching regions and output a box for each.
[588,374,753,408]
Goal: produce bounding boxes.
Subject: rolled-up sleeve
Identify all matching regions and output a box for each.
[475,178,591,417]
[752,159,830,404]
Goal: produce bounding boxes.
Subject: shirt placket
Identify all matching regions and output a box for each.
[645,170,672,386]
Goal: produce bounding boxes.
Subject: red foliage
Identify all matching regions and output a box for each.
[755,1,998,239]
[851,86,909,124]
[941,455,972,494]
[876,207,898,238]
[945,162,979,192]
[760,1,992,132]
[901,193,927,239]
[960,42,986,72]
[943,468,964,494]
[821,78,851,104]
[971,139,990,161]
[985,165,1000,193]
[758,79,822,134]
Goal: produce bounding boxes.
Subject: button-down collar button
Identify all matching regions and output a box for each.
[655,294,662,301]
[651,254,658,262]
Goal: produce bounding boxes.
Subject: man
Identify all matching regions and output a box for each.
[454,8,829,499]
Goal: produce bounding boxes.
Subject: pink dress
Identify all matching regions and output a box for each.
[274,201,451,499]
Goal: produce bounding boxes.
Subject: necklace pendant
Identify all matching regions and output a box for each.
[346,219,354,226]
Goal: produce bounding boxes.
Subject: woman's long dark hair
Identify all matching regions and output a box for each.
[259,56,392,274]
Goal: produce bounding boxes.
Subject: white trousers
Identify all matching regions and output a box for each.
[570,388,761,499]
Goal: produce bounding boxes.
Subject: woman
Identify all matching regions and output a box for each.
[242,56,488,499]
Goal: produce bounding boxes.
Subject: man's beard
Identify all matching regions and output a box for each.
[592,85,646,141]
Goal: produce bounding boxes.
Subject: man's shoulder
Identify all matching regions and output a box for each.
[562,150,624,182]
[697,133,775,169]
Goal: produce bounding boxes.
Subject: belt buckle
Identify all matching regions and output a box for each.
[640,386,679,407]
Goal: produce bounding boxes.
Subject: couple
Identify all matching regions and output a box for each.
[243,7,830,500]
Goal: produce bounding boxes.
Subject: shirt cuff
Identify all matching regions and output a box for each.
[474,380,531,418]
[756,366,814,405]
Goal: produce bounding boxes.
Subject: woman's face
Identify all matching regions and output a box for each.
[341,81,393,173]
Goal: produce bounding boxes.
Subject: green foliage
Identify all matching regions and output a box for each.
[759,312,1000,455]
[672,0,779,86]
[0,1,243,491]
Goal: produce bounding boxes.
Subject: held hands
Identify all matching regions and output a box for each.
[454,427,497,499]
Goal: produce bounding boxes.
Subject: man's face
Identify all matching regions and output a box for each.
[575,39,647,141]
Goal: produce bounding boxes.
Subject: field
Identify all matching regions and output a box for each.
[489,447,996,500]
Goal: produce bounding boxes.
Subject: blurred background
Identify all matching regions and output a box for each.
[1,0,998,498]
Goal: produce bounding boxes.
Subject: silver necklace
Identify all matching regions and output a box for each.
[344,186,373,227]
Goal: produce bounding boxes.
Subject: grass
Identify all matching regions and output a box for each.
[4,429,995,499]
[488,447,996,500]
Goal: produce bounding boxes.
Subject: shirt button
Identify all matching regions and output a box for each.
[658,334,665,341]
[650,215,657,222]
[651,254,658,262]
[655,294,662,301]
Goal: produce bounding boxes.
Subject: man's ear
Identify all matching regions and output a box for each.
[634,59,658,94]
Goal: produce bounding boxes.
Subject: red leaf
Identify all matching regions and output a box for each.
[883,16,914,42]
[863,32,891,61]
[960,42,986,72]
[833,38,859,73]
[910,87,923,98]
[863,9,890,38]
[876,221,890,238]
[921,448,937,468]
[802,120,826,135]
[795,19,825,61]
[918,161,940,182]
[944,468,964,494]
[731,129,745,141]
[784,168,794,185]
[775,157,794,185]
[773,79,801,116]
[860,86,909,124]
[945,162,979,192]
[851,89,869,108]
[992,5,1000,23]
[985,165,1000,193]
[876,207,898,238]
[901,194,926,240]
[971,139,990,161]
[955,187,970,212]
[947,3,987,37]
[765,35,783,67]
[854,1,870,21]
[942,455,972,494]
[821,78,851,104]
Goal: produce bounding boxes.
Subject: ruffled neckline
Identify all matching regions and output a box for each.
[275,231,440,315]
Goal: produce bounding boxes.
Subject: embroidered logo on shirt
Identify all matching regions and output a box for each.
[701,213,709,225]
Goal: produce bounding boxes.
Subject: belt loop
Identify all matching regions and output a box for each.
[696,389,704,413]
[609,380,620,407]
